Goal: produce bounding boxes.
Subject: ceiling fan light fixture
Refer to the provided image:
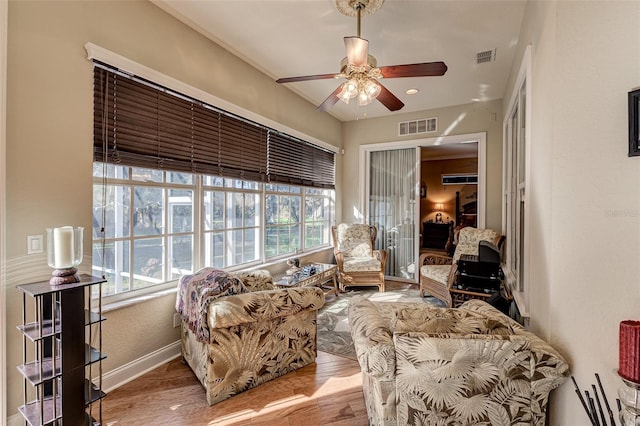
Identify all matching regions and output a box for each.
[357,90,372,106]
[364,79,381,98]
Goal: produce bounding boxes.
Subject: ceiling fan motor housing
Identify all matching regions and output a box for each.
[335,0,384,18]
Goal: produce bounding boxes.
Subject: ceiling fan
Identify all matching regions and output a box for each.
[276,0,448,113]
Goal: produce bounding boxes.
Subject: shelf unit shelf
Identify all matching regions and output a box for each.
[16,274,107,426]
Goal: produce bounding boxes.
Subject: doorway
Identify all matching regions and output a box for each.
[419,143,479,255]
[360,132,486,284]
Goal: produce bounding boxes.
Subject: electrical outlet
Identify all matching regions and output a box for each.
[173,313,181,328]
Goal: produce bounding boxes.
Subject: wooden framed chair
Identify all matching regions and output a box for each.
[331,223,387,292]
[418,226,503,307]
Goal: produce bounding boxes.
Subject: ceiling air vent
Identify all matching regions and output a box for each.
[476,49,496,64]
[398,118,437,136]
[442,174,478,185]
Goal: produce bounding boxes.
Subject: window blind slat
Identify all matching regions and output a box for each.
[93,65,333,188]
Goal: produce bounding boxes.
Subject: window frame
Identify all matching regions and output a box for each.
[502,45,531,317]
[93,164,335,303]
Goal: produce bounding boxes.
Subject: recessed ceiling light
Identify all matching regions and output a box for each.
[406,88,419,95]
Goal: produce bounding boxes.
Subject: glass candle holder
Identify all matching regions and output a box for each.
[619,374,640,425]
[46,226,83,285]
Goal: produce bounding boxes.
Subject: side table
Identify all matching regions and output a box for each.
[274,263,339,297]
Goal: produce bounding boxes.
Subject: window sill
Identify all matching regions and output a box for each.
[95,245,333,313]
[98,284,178,313]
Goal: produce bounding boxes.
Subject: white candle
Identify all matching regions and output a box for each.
[53,226,74,268]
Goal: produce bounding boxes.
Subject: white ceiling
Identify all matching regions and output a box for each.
[153,0,526,123]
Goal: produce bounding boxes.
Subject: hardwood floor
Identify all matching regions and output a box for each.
[100,351,368,425]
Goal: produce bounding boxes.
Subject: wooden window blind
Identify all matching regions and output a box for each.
[267,131,335,188]
[93,64,334,188]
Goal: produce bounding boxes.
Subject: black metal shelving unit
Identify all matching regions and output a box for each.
[16,274,106,426]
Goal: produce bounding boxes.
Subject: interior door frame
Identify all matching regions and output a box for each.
[359,132,487,283]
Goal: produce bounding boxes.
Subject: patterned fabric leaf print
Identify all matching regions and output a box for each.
[450,394,493,423]
[485,402,513,426]
[175,268,248,341]
[348,296,570,425]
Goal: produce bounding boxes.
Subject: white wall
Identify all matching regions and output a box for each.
[504,1,640,423]
[4,0,341,419]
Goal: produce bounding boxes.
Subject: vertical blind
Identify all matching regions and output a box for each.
[93,63,335,188]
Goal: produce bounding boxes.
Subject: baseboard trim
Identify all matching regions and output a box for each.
[101,340,181,393]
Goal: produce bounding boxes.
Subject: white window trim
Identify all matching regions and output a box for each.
[0,0,7,420]
[359,132,487,228]
[358,132,487,283]
[502,45,532,318]
[86,43,337,306]
[84,42,337,155]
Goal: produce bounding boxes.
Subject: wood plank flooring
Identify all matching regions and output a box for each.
[100,351,368,425]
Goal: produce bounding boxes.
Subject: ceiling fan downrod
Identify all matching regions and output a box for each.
[354,2,364,38]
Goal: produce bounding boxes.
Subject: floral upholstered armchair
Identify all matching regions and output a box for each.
[348,297,570,426]
[331,223,387,292]
[419,226,503,307]
[175,268,325,405]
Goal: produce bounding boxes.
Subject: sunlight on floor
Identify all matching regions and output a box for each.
[206,372,363,425]
[312,372,362,398]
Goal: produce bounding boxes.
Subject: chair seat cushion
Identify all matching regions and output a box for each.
[344,256,382,272]
[420,264,451,285]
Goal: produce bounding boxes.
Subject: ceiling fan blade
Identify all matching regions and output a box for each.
[276,73,338,84]
[376,83,404,111]
[379,61,448,78]
[317,85,343,112]
[344,36,369,67]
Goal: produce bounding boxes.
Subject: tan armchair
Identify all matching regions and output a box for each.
[176,268,325,405]
[331,223,388,292]
[348,296,570,425]
[419,226,503,307]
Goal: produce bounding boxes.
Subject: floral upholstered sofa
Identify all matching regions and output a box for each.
[175,268,325,405]
[348,296,570,425]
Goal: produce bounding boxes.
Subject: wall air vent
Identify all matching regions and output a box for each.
[398,118,437,136]
[442,174,478,185]
[476,49,496,64]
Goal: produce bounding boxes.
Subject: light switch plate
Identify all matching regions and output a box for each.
[27,234,44,254]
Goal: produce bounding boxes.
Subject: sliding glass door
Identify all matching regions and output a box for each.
[368,148,417,280]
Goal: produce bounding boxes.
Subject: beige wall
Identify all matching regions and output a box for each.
[4,0,341,417]
[342,99,503,231]
[504,1,640,423]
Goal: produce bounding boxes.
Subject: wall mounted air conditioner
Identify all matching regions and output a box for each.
[441,173,478,185]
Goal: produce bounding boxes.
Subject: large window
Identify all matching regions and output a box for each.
[93,164,334,298]
[503,46,530,312]
[91,60,336,299]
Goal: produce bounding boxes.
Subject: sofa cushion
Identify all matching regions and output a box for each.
[391,306,514,336]
[234,269,275,292]
[337,223,373,257]
[344,256,382,272]
[420,264,451,285]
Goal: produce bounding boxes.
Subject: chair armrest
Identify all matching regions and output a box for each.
[419,252,453,267]
[347,295,396,379]
[373,249,388,269]
[459,300,570,394]
[208,286,325,330]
